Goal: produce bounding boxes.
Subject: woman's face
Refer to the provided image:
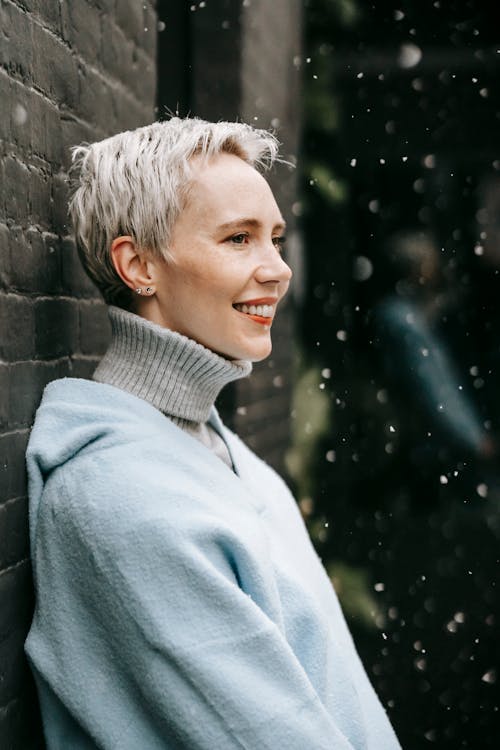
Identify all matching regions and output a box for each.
[147,152,292,361]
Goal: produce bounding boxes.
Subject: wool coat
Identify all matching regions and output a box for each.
[26,377,401,749]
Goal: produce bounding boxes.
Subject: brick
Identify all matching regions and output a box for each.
[60,116,101,171]
[27,89,64,167]
[7,76,32,155]
[0,561,33,705]
[61,0,102,61]
[34,298,79,359]
[0,360,64,431]
[100,18,135,89]
[76,65,117,133]
[38,1,63,33]
[0,635,27,712]
[0,430,29,502]
[0,368,7,428]
[50,171,71,237]
[0,3,78,110]
[3,157,30,226]
[78,300,110,356]
[100,17,156,105]
[0,72,12,145]
[0,224,9,288]
[237,390,290,427]
[68,355,101,380]
[110,85,155,134]
[1,158,52,230]
[19,0,62,33]
[142,2,157,48]
[88,0,116,11]
[115,0,151,47]
[74,63,153,136]
[0,71,63,167]
[0,3,35,85]
[243,418,290,457]
[116,96,155,133]
[0,498,29,571]
[132,47,157,104]
[61,237,101,298]
[28,165,51,228]
[31,21,79,109]
[0,160,5,223]
[0,295,35,361]
[4,227,61,295]
[0,560,32,638]
[237,360,289,399]
[0,682,43,750]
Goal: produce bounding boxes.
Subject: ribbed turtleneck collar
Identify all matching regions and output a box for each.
[93,306,252,423]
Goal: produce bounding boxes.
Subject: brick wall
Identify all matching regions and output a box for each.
[0,2,157,746]
[1,1,302,745]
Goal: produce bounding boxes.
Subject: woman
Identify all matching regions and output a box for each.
[26,117,400,749]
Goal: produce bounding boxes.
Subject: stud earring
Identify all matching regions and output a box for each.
[145,287,154,295]
[135,287,143,295]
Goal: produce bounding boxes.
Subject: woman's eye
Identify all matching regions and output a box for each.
[230,233,249,245]
[273,236,287,253]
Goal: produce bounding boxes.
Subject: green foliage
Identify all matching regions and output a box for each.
[307,163,348,206]
[327,560,385,630]
[328,0,361,28]
[286,351,331,500]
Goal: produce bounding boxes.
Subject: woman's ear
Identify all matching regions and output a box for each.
[110,236,155,295]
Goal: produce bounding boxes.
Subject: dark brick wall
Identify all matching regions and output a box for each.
[0,1,157,747]
[1,1,302,746]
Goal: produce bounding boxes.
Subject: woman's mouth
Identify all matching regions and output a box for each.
[233,302,275,326]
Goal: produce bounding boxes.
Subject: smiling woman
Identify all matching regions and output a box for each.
[111,152,292,361]
[24,117,400,750]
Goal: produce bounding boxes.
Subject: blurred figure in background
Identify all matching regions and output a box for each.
[373,229,496,499]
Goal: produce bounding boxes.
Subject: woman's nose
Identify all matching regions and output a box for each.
[255,247,293,285]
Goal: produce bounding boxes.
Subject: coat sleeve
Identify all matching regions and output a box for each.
[28,466,357,750]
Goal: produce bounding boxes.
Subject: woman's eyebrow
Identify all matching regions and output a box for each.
[217,218,287,233]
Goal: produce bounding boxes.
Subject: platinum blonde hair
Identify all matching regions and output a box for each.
[68,116,281,306]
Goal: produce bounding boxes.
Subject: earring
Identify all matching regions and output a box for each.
[145,287,154,295]
[135,287,143,295]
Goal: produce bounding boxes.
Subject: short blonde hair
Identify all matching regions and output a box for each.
[68,117,280,306]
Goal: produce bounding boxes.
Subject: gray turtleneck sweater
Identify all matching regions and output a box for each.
[93,306,252,469]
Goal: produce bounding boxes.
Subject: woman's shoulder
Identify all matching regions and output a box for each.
[29,377,197,465]
[28,379,270,542]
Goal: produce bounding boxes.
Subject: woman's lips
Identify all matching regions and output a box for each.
[245,313,272,326]
[233,307,273,326]
[233,298,276,327]
[233,305,273,327]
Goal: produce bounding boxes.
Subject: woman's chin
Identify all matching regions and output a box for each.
[243,339,273,362]
[219,339,273,362]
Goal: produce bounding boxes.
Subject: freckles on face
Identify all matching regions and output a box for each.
[149,153,291,361]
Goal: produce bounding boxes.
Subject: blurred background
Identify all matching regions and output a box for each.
[293,1,500,748]
[1,0,500,747]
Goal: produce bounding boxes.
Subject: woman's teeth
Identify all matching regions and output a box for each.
[234,303,273,317]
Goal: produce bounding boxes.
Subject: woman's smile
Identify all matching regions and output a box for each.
[233,296,278,326]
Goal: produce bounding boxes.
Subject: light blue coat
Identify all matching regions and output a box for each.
[26,378,400,749]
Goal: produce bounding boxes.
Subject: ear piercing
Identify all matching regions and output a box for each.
[134,287,154,295]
